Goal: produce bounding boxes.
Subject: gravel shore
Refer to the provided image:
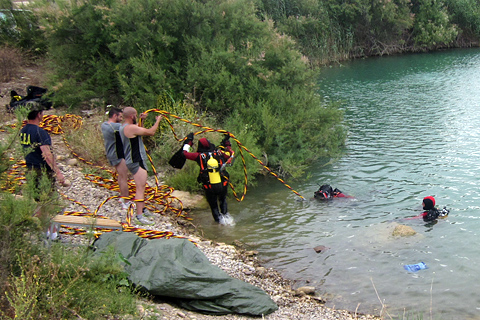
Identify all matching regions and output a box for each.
[0,94,380,319]
[42,128,380,320]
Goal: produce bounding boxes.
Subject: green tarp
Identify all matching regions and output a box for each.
[93,231,278,316]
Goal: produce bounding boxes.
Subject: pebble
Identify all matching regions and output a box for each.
[66,158,78,166]
[48,134,379,320]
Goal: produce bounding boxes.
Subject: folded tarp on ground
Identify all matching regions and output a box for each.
[93,231,278,316]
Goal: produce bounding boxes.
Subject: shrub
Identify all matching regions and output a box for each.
[0,46,23,82]
[11,9,47,54]
[445,0,480,39]
[4,245,138,320]
[411,0,458,49]
[165,161,201,193]
[37,0,347,177]
[0,4,47,54]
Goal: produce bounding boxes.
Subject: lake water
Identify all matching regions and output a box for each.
[194,48,480,319]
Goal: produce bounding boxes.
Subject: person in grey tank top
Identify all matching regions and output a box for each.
[101,107,130,209]
[120,106,163,225]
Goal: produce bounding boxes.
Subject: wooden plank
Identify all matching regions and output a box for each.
[52,215,122,230]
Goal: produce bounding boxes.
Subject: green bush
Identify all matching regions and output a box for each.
[411,0,458,49]
[0,9,18,45]
[4,245,138,320]
[445,0,480,38]
[0,2,47,54]
[165,161,201,193]
[37,0,347,177]
[12,9,47,54]
[0,189,138,319]
[257,0,475,60]
[278,14,352,64]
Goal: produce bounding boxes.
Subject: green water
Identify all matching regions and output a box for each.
[194,48,480,319]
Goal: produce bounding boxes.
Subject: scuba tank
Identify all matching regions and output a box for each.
[207,155,221,184]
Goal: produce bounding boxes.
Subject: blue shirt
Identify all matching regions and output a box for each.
[20,123,52,170]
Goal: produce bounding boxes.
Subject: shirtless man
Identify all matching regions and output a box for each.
[120,107,162,225]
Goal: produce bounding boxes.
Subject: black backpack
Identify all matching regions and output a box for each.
[8,85,53,112]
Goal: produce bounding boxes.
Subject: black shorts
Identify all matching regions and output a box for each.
[126,161,146,175]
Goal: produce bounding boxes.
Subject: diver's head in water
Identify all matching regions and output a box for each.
[422,196,435,210]
[314,184,333,200]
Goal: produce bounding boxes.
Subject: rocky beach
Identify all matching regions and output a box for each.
[51,130,379,320]
[1,76,380,320]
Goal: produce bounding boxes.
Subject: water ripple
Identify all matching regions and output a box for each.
[198,48,480,319]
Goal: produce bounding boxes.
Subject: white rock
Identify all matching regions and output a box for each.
[67,158,78,166]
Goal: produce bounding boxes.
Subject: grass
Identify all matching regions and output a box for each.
[63,116,109,167]
[0,190,141,320]
[0,110,141,319]
[3,245,139,319]
[164,160,201,193]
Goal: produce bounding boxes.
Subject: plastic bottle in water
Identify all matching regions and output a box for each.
[403,262,428,272]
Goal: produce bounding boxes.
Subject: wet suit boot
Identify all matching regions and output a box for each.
[206,190,222,223]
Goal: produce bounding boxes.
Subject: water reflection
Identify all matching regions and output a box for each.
[194,48,480,318]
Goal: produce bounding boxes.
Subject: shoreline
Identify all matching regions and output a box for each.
[0,92,380,318]
[43,126,379,320]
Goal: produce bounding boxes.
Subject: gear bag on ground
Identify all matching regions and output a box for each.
[93,232,278,316]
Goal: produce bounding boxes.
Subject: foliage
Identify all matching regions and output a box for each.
[277,13,353,64]
[36,0,346,177]
[258,0,473,61]
[0,111,139,320]
[31,0,480,176]
[444,0,480,39]
[145,92,202,165]
[0,2,47,54]
[4,246,137,320]
[165,161,201,193]
[164,114,264,192]
[3,0,480,69]
[368,0,413,51]
[0,9,18,45]
[222,113,263,186]
[410,0,458,49]
[0,0,11,8]
[11,9,47,54]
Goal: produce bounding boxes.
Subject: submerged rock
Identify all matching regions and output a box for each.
[294,286,316,296]
[314,245,328,253]
[392,224,416,237]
